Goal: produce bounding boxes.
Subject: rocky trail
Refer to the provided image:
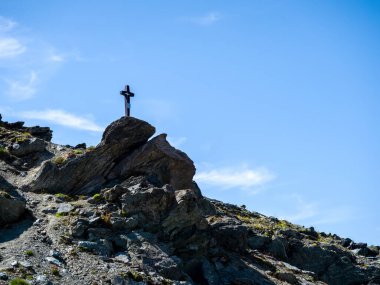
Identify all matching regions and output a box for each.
[0,115,379,285]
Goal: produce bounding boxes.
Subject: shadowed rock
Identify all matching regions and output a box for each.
[109,134,196,190]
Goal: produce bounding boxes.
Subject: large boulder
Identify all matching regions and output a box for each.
[29,117,155,194]
[0,194,26,225]
[9,137,47,157]
[109,134,195,190]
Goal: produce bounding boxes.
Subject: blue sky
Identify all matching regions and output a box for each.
[0,1,379,245]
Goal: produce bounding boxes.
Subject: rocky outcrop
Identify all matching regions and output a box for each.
[28,116,196,195]
[28,117,156,194]
[9,137,47,157]
[0,114,52,142]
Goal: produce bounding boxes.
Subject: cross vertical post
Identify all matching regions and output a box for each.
[120,85,135,117]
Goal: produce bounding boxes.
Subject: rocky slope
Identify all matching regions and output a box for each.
[0,115,379,285]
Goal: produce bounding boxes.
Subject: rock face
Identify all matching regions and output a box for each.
[0,114,379,285]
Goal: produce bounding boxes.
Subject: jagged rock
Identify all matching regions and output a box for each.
[29,117,155,194]
[210,217,248,252]
[9,137,47,157]
[74,143,86,149]
[162,189,211,239]
[0,196,25,225]
[25,126,53,142]
[110,134,195,190]
[248,234,271,250]
[120,185,175,226]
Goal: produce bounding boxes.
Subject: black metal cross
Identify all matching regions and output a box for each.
[120,85,135,117]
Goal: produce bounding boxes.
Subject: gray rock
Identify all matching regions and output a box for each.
[78,240,113,256]
[45,256,62,267]
[0,196,25,225]
[210,217,248,252]
[19,260,33,269]
[114,252,130,263]
[110,215,138,231]
[10,137,47,157]
[248,234,271,250]
[71,221,88,238]
[0,272,8,280]
[49,250,63,260]
[57,203,73,214]
[35,274,48,283]
[267,236,288,260]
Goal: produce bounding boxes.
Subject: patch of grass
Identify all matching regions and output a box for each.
[73,149,84,155]
[51,265,60,276]
[55,212,68,218]
[275,220,290,230]
[0,146,8,155]
[86,146,95,152]
[54,193,73,201]
[92,193,102,201]
[52,156,66,166]
[24,250,34,256]
[9,278,30,285]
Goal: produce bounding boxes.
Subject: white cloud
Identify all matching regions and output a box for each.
[167,136,187,148]
[19,109,103,132]
[0,37,26,58]
[48,54,64,62]
[279,194,353,226]
[0,17,17,32]
[195,166,274,191]
[184,12,221,26]
[7,71,37,100]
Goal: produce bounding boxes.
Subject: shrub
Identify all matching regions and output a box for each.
[55,212,67,218]
[9,278,29,285]
[52,156,66,165]
[92,193,101,201]
[24,250,34,256]
[73,149,84,155]
[54,193,72,201]
[0,146,8,154]
[86,146,95,152]
[51,265,60,276]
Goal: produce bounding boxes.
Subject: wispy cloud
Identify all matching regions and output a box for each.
[6,71,37,100]
[48,54,64,62]
[19,109,103,132]
[167,136,187,148]
[279,194,354,226]
[183,12,221,26]
[195,166,274,192]
[0,15,68,100]
[0,37,26,58]
[0,16,17,32]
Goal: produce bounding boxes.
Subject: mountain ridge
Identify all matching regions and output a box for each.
[0,115,379,285]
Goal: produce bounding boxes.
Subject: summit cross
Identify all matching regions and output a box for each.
[120,85,135,117]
